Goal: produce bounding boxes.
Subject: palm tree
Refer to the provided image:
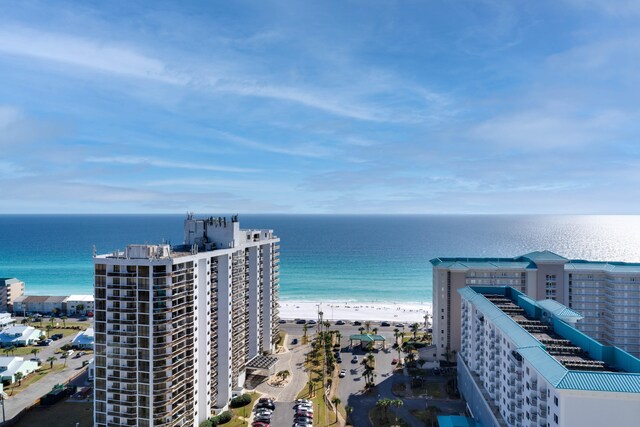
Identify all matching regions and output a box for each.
[76,303,85,314]
[8,346,15,356]
[411,323,419,340]
[47,356,56,369]
[391,399,404,425]
[331,397,341,421]
[358,327,365,334]
[372,327,378,335]
[279,370,290,381]
[2,347,9,357]
[46,324,53,337]
[366,353,375,368]
[393,328,400,345]
[364,321,371,333]
[303,324,308,340]
[31,348,39,359]
[61,316,68,328]
[376,398,391,420]
[14,372,23,386]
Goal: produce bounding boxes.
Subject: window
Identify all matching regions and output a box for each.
[554,396,558,406]
[554,414,558,423]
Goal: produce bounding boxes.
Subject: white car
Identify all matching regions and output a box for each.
[295,399,311,405]
[339,368,346,378]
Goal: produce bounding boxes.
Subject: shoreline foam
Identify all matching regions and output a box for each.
[279,301,432,323]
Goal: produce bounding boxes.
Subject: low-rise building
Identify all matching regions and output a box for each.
[457,286,640,427]
[66,295,94,314]
[0,313,16,328]
[0,356,38,384]
[12,295,68,315]
[0,325,43,347]
[71,328,94,350]
[0,278,25,312]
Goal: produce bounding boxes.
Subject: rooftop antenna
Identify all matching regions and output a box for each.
[92,245,97,258]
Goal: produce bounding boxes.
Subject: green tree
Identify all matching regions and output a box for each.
[46,324,53,336]
[358,327,365,334]
[76,303,85,314]
[31,348,39,359]
[365,321,371,333]
[331,397,341,421]
[372,327,378,335]
[2,347,9,357]
[47,356,56,369]
[61,316,68,328]
[376,398,391,419]
[14,371,24,386]
[411,323,420,340]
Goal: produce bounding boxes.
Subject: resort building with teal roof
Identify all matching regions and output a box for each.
[431,251,640,360]
[457,286,640,427]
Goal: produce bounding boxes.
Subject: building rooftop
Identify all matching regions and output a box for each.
[13,295,68,303]
[432,251,640,274]
[459,286,640,393]
[67,295,94,302]
[0,278,23,286]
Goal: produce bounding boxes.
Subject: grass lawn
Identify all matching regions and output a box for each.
[14,401,93,427]
[410,408,441,425]
[297,341,340,426]
[5,364,65,396]
[225,392,260,427]
[411,380,444,398]
[2,346,41,357]
[368,406,410,427]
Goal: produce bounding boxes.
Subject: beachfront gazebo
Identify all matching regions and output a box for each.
[349,334,386,350]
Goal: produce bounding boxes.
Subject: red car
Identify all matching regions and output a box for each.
[252,422,269,427]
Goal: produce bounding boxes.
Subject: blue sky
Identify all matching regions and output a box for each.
[0,0,638,214]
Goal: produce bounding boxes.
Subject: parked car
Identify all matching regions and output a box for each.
[78,316,88,321]
[339,369,346,378]
[291,338,298,345]
[295,399,312,405]
[306,320,316,325]
[380,321,391,327]
[278,319,287,324]
[52,333,63,340]
[37,340,50,346]
[392,358,398,365]
[65,350,74,357]
[335,320,346,325]
[254,415,271,424]
[295,416,313,425]
[252,422,269,427]
[257,398,275,410]
[351,356,358,363]
[295,319,306,325]
[395,323,405,327]
[336,357,342,363]
[296,410,313,419]
[352,321,362,326]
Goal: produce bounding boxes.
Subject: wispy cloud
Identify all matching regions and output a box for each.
[0,26,186,84]
[85,156,260,173]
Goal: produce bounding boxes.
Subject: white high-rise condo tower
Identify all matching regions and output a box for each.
[93,214,280,427]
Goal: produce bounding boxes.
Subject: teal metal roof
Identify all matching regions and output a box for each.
[437,415,481,427]
[431,258,534,271]
[536,299,584,321]
[458,288,540,349]
[558,372,640,393]
[349,334,385,342]
[517,347,569,386]
[431,253,640,274]
[565,260,640,274]
[520,250,568,262]
[461,286,640,394]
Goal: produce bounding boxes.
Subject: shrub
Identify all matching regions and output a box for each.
[229,393,252,408]
[199,420,212,427]
[217,411,233,424]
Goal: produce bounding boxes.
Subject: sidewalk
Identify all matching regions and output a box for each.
[2,356,90,423]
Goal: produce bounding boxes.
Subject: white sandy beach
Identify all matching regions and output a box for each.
[279,301,432,323]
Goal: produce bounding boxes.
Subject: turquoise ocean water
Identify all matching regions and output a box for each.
[1,215,639,302]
